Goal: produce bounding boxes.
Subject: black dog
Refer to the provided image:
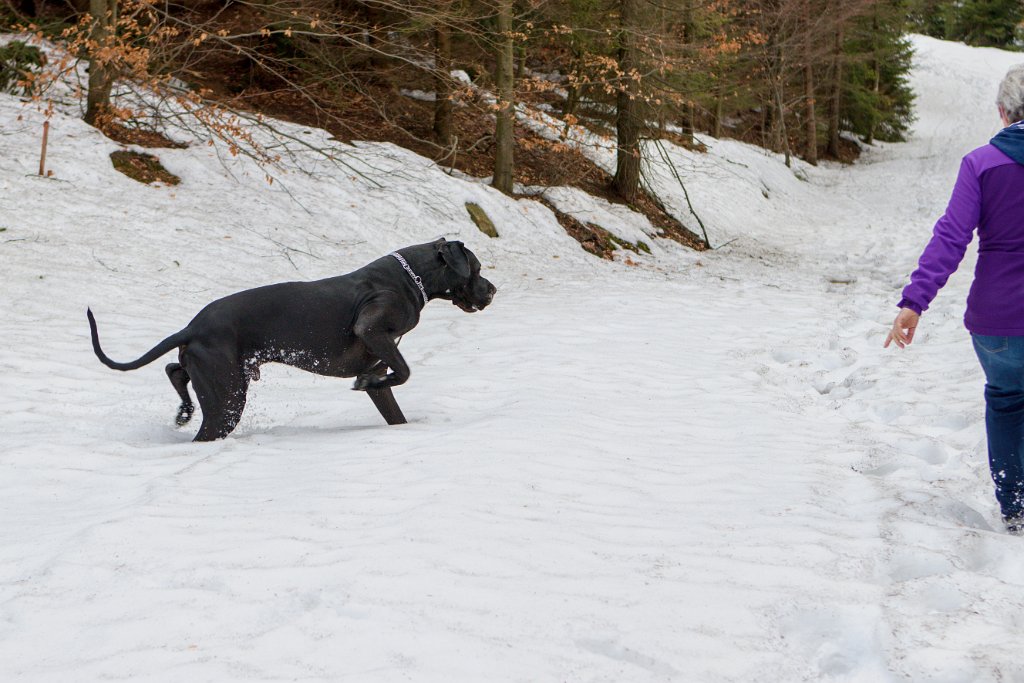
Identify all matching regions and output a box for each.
[88,238,496,441]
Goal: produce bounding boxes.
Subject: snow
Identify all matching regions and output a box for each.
[400,88,436,102]
[1,34,1024,681]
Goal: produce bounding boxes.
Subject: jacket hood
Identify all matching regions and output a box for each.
[991,120,1024,165]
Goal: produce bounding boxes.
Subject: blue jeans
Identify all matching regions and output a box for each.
[972,334,1024,520]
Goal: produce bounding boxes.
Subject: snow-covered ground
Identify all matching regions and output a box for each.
[1,35,1023,682]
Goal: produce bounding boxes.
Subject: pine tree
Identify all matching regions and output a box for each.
[952,0,1024,47]
[907,0,1024,47]
[842,2,916,144]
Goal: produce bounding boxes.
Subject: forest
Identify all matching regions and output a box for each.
[0,1,1020,207]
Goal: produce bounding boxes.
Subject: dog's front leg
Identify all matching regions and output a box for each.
[352,304,411,392]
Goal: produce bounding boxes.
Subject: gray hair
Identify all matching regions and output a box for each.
[998,64,1024,123]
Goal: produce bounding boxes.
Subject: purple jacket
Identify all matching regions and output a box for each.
[900,125,1024,335]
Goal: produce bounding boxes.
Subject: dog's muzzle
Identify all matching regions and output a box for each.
[454,279,496,313]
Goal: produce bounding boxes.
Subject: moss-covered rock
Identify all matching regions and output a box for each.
[466,202,498,238]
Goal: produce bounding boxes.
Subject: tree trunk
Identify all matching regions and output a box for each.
[680,100,695,146]
[491,0,515,195]
[713,84,724,138]
[561,57,580,140]
[866,12,880,145]
[613,0,642,203]
[433,24,453,147]
[826,27,843,158]
[803,0,817,165]
[561,46,581,118]
[804,62,817,164]
[866,58,880,144]
[562,80,580,119]
[85,0,116,127]
[774,77,791,168]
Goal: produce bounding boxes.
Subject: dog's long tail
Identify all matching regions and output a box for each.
[87,308,191,371]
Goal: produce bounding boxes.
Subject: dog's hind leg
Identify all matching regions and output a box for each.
[192,373,249,441]
[187,352,249,442]
[165,363,194,426]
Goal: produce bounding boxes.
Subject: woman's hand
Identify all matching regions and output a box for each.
[884,308,920,349]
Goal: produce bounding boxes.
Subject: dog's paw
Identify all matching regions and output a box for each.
[175,403,194,426]
[352,375,374,391]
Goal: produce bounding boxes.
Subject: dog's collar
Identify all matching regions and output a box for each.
[390,252,429,305]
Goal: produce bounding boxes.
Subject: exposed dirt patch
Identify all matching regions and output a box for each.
[536,196,618,260]
[110,151,181,185]
[825,136,865,164]
[537,197,659,260]
[103,123,187,149]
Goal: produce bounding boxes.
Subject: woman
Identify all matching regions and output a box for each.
[886,64,1024,534]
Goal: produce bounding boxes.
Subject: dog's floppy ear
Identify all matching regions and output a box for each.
[438,240,471,279]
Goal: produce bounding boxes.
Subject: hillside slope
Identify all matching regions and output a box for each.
[1,35,1022,682]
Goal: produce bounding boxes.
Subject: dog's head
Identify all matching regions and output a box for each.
[436,239,496,313]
